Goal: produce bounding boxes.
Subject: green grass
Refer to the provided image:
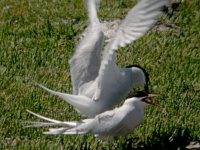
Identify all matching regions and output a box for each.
[0,0,199,149]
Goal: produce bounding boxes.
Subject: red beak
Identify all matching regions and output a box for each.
[142,94,160,108]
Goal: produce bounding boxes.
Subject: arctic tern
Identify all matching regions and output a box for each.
[34,0,168,117]
[26,91,159,140]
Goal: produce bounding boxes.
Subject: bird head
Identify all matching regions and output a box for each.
[126,91,159,108]
[125,65,149,93]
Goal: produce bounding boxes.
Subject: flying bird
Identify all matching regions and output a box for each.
[26,91,159,140]
[34,0,168,117]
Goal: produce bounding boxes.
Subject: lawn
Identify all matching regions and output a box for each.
[0,0,199,149]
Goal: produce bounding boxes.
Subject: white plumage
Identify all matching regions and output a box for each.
[34,0,168,117]
[26,92,159,140]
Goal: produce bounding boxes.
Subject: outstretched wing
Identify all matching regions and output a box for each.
[107,0,168,50]
[69,0,104,95]
[94,0,168,100]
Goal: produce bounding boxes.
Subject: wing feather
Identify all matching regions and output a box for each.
[94,0,168,100]
[69,0,104,95]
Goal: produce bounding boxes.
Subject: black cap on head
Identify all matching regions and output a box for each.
[127,91,148,99]
[125,65,149,92]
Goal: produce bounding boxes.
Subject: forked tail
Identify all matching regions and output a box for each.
[33,81,91,113]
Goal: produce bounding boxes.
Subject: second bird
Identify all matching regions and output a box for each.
[26,91,160,140]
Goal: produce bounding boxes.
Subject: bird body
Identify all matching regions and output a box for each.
[33,0,168,117]
[26,92,159,140]
[35,67,145,116]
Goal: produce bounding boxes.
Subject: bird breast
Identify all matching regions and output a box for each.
[118,106,144,135]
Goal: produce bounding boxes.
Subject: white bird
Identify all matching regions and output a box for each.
[26,91,159,140]
[34,0,168,117]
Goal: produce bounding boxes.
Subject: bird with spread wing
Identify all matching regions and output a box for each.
[33,0,168,117]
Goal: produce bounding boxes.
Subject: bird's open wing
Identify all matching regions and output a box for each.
[106,0,168,50]
[94,0,168,100]
[69,0,104,95]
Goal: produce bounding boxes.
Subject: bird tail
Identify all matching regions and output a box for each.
[43,127,69,134]
[25,110,81,128]
[25,110,90,135]
[43,127,88,135]
[33,81,91,113]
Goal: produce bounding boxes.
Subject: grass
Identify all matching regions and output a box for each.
[0,0,199,149]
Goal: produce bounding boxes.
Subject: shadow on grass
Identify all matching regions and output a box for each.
[122,127,192,150]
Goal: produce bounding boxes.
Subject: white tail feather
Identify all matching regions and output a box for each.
[24,122,71,128]
[43,127,87,135]
[26,110,82,128]
[33,81,91,112]
[43,128,69,135]
[26,110,61,123]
